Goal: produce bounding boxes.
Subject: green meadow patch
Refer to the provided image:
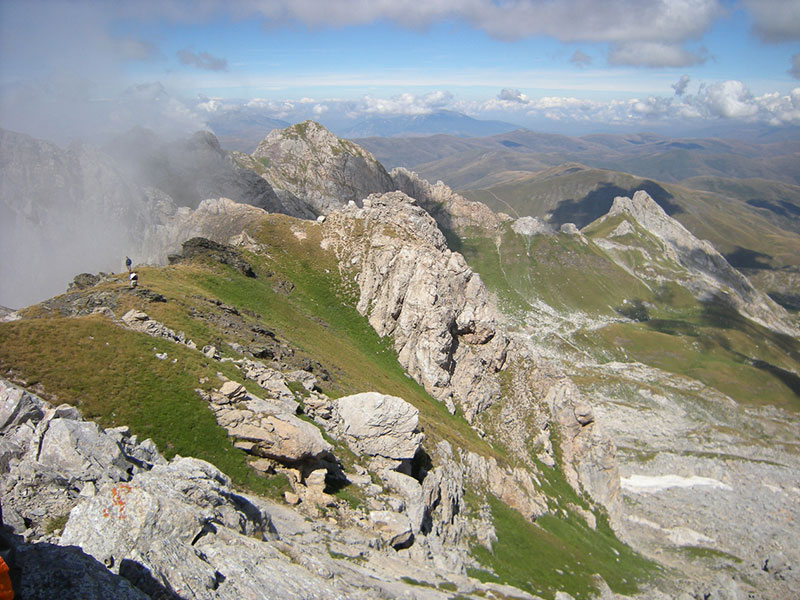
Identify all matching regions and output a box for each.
[470,495,657,600]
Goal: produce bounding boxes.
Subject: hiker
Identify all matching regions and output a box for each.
[125,256,132,273]
[129,271,138,288]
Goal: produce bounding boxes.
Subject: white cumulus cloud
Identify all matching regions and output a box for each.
[498,88,530,103]
[697,80,759,119]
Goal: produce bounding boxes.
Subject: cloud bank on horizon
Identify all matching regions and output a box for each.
[1,0,799,142]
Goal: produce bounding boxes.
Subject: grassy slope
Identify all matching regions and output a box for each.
[0,211,663,599]
[453,217,800,410]
[470,496,657,599]
[0,214,488,491]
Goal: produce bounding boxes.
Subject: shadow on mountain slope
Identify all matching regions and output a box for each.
[723,246,773,270]
[548,181,681,228]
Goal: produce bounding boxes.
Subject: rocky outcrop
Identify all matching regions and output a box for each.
[105,128,292,215]
[0,376,551,600]
[602,190,796,337]
[168,236,256,277]
[323,191,509,421]
[154,197,270,261]
[0,379,163,543]
[545,379,620,514]
[205,380,332,463]
[511,216,555,236]
[391,167,501,234]
[121,309,197,349]
[252,121,394,215]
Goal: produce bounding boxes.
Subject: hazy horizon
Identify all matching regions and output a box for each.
[1,1,798,145]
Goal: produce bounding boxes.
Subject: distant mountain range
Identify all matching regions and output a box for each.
[211,110,522,153]
[337,110,521,139]
[355,129,800,186]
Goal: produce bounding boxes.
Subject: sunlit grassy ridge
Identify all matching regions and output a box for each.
[1,214,492,463]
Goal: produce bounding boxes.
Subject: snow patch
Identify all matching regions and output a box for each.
[621,474,732,493]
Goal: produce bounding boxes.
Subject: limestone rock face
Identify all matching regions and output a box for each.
[323,192,508,420]
[206,379,331,463]
[60,457,272,562]
[252,121,394,215]
[511,216,555,236]
[546,379,620,515]
[336,392,423,462]
[368,510,414,549]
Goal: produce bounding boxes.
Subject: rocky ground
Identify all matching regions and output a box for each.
[591,361,800,600]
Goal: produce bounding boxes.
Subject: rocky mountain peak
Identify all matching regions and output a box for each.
[608,189,690,243]
[252,120,394,215]
[601,190,796,336]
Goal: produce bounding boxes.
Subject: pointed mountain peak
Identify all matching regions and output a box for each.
[252,121,394,215]
[606,190,695,247]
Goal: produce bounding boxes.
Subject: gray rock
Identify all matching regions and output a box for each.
[252,121,394,215]
[0,379,46,432]
[36,417,132,482]
[391,167,500,234]
[380,469,427,534]
[60,457,271,558]
[323,192,508,421]
[763,551,791,578]
[224,411,332,462]
[121,309,196,348]
[336,392,423,462]
[369,510,414,549]
[512,216,554,236]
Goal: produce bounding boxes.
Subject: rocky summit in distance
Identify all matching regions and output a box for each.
[248,120,395,215]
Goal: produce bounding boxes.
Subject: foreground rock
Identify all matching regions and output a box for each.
[0,378,547,600]
[335,392,423,470]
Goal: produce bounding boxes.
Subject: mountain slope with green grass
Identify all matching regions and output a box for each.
[0,207,661,600]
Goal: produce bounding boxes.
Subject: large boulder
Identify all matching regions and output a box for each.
[336,392,423,464]
[224,411,332,462]
[60,457,271,569]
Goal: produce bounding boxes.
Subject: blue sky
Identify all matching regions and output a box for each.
[1,0,799,141]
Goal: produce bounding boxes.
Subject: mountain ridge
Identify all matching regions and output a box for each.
[1,120,798,599]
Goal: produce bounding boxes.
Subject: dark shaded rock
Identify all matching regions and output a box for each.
[11,539,148,600]
[172,237,256,278]
[130,288,166,303]
[69,273,102,290]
